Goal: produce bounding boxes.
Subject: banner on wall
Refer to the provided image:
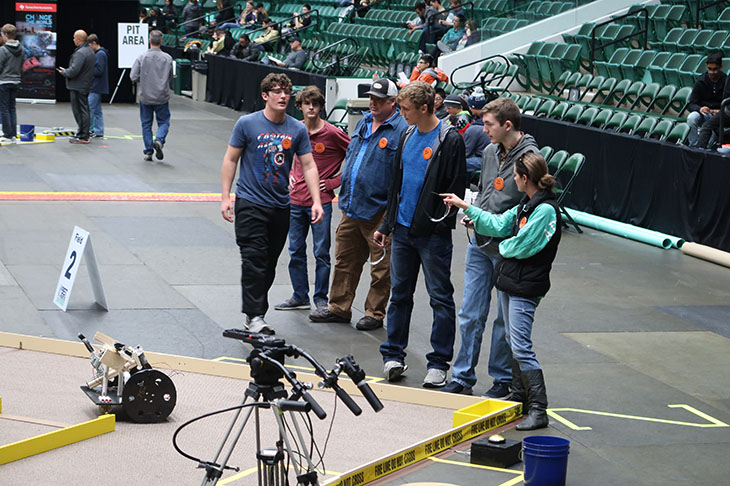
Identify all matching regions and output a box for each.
[15,2,58,102]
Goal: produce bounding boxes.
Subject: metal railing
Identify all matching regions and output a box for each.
[589,7,648,70]
[450,53,512,92]
[688,0,728,28]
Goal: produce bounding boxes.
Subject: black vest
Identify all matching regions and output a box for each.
[495,190,562,298]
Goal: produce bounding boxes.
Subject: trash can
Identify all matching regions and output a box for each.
[174,58,192,95]
[191,60,208,101]
[346,98,370,136]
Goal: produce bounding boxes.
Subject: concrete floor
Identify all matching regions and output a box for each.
[1,95,729,485]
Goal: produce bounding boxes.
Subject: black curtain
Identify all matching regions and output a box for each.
[521,115,730,252]
[56,0,138,102]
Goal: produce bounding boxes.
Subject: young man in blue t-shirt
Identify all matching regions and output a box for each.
[221,73,324,335]
[374,81,466,388]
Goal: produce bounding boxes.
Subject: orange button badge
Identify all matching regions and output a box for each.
[494,177,505,191]
[519,216,527,229]
[314,142,325,153]
[281,138,292,150]
[378,137,388,149]
[422,147,433,160]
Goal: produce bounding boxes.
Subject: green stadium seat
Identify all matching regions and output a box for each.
[604,111,628,131]
[579,75,604,101]
[633,117,658,138]
[649,4,672,41]
[535,99,556,117]
[649,119,674,140]
[649,52,685,85]
[648,84,677,113]
[644,51,672,83]
[665,86,692,116]
[674,29,700,53]
[592,77,617,104]
[549,101,571,120]
[629,82,660,110]
[547,150,569,175]
[554,152,586,233]
[576,106,599,126]
[716,8,730,30]
[652,27,682,51]
[590,108,614,129]
[618,114,643,134]
[604,78,632,106]
[540,145,554,161]
[622,50,656,82]
[522,96,545,114]
[563,104,584,123]
[594,47,628,79]
[665,122,690,144]
[548,71,576,96]
[667,54,702,87]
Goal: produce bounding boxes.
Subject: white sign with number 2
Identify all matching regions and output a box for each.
[54,226,108,311]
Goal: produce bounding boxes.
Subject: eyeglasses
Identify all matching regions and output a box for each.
[426,195,457,223]
[368,248,387,266]
[465,224,492,248]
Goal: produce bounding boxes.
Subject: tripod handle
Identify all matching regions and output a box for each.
[301,390,327,420]
[334,385,362,416]
[355,380,384,413]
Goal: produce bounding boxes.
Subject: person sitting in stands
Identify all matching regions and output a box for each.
[435,13,466,55]
[399,54,448,88]
[230,33,263,61]
[444,93,471,135]
[463,88,491,176]
[253,19,279,50]
[147,7,167,33]
[687,53,726,148]
[293,5,313,32]
[206,28,234,56]
[181,0,203,35]
[211,1,235,27]
[262,37,307,69]
[162,0,178,31]
[219,1,255,30]
[435,87,448,119]
[248,3,268,27]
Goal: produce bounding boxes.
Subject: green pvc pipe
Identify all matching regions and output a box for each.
[565,209,685,250]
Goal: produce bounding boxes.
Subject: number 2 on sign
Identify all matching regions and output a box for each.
[65,251,77,279]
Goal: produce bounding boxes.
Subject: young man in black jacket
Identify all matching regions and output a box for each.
[687,53,726,148]
[697,62,730,150]
[374,81,466,388]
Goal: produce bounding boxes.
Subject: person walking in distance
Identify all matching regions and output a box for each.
[130,30,173,161]
[275,86,350,312]
[0,24,24,143]
[221,73,324,335]
[308,79,408,331]
[87,34,109,138]
[58,30,95,144]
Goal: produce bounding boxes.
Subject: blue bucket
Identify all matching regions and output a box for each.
[522,436,570,486]
[20,124,34,142]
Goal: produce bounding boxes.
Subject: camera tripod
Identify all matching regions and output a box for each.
[173,330,383,486]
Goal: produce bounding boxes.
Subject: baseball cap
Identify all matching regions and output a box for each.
[467,88,487,110]
[365,79,398,99]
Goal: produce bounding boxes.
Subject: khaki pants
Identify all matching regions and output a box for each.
[328,211,391,321]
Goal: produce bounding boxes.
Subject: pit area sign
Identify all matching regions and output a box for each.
[117,23,148,69]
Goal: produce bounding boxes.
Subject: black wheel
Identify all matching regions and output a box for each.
[122,369,176,423]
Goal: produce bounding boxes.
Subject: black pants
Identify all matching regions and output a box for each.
[234,197,290,318]
[69,89,90,139]
[697,111,730,149]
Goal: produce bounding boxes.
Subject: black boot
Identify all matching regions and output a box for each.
[506,360,528,411]
[516,368,549,431]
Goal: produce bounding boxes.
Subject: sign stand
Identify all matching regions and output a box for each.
[54,226,108,312]
[109,69,126,105]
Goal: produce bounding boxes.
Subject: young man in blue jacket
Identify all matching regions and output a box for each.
[374,81,466,388]
[87,34,109,138]
[310,79,408,331]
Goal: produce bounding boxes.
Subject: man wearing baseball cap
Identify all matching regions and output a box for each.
[443,93,472,135]
[310,79,408,331]
[463,88,491,176]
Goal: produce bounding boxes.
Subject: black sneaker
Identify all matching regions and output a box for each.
[483,382,511,399]
[69,137,90,144]
[153,139,164,160]
[441,381,473,395]
[309,308,350,323]
[144,153,153,161]
[355,316,383,331]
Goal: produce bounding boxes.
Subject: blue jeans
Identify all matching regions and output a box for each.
[140,102,170,154]
[287,202,333,304]
[500,293,541,371]
[450,243,511,388]
[380,224,456,370]
[88,92,104,136]
[687,111,714,147]
[0,83,18,138]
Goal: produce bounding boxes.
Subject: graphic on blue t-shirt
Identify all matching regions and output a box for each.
[229,112,312,208]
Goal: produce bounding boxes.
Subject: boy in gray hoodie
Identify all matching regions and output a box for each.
[0,24,24,142]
